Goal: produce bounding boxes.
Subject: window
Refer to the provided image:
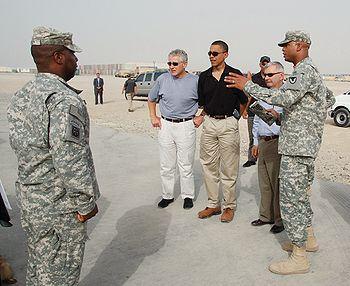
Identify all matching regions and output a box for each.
[145,73,152,82]
[135,74,144,82]
[154,71,166,81]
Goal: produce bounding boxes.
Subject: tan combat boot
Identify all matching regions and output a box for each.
[282,226,319,252]
[269,244,310,275]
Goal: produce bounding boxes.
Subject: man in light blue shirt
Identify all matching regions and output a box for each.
[148,49,200,209]
[250,62,285,234]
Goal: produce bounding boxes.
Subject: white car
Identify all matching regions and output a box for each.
[329,90,350,127]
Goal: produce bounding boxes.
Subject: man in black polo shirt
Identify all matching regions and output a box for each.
[194,40,247,223]
[242,55,270,168]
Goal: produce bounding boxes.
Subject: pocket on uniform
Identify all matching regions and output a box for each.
[43,214,87,277]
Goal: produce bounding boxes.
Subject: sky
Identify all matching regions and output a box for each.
[1,0,349,74]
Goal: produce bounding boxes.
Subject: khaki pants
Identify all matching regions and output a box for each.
[126,92,134,110]
[200,116,240,210]
[257,138,282,226]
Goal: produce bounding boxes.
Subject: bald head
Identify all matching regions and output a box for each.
[31,45,66,69]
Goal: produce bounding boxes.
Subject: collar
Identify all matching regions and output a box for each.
[206,63,230,78]
[294,57,312,69]
[36,73,83,94]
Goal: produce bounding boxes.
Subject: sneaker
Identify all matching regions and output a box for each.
[183,198,193,209]
[157,198,174,208]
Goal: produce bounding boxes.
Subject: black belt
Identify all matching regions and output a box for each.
[208,114,233,119]
[259,135,279,141]
[161,116,193,123]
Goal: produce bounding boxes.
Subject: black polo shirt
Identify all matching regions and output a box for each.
[198,64,248,116]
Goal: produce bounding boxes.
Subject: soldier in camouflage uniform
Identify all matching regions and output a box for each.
[7,27,100,285]
[224,30,335,275]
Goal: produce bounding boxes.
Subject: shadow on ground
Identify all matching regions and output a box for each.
[80,205,171,286]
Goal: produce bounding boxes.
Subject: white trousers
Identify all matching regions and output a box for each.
[158,118,196,200]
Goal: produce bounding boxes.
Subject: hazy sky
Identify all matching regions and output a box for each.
[1,0,349,74]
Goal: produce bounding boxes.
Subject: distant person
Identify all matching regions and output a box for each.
[225,30,335,275]
[242,55,270,168]
[7,26,100,285]
[93,72,104,104]
[194,40,248,223]
[250,61,284,234]
[148,49,199,209]
[122,77,136,112]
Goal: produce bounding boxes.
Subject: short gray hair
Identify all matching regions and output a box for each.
[265,61,284,72]
[168,49,188,62]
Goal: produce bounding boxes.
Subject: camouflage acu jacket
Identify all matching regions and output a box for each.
[244,57,335,158]
[7,73,100,216]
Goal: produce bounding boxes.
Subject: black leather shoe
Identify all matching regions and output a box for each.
[0,220,13,227]
[183,198,193,209]
[270,224,285,234]
[158,198,174,208]
[243,160,256,168]
[251,219,274,226]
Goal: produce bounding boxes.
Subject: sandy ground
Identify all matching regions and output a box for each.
[0,73,349,186]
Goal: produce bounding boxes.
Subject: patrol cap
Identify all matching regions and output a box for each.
[260,56,271,63]
[31,26,82,53]
[278,30,311,47]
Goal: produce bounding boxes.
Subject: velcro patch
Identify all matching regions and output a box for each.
[65,114,84,144]
[69,105,85,123]
[289,77,297,84]
[283,74,302,91]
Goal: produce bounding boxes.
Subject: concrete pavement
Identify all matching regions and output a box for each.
[1,92,350,285]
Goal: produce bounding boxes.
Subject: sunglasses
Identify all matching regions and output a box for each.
[264,72,282,78]
[167,62,180,66]
[207,51,225,57]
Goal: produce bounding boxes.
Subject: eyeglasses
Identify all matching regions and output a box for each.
[263,72,282,78]
[208,51,225,57]
[167,62,180,66]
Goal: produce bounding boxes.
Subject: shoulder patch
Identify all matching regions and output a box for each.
[65,114,84,145]
[69,104,85,123]
[283,74,303,91]
[289,77,297,84]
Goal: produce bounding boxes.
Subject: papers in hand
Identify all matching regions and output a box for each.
[0,179,12,210]
[248,101,276,126]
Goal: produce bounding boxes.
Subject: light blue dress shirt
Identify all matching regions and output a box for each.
[252,100,283,146]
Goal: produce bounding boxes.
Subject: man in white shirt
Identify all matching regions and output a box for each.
[250,62,284,233]
[148,49,199,209]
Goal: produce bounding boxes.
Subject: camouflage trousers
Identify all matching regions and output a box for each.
[279,155,315,247]
[22,212,87,286]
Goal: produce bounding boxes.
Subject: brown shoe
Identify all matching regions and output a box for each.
[198,207,221,219]
[221,208,234,223]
